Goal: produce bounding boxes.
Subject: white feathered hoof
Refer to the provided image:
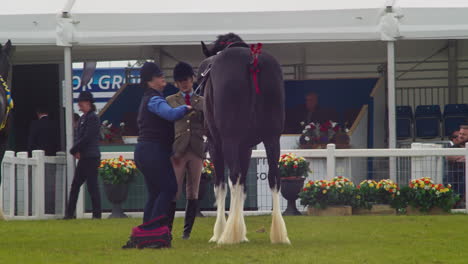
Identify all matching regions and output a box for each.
[209,185,227,243]
[270,190,291,244]
[0,209,5,221]
[217,182,248,245]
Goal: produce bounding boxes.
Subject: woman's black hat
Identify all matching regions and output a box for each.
[140,62,164,84]
[173,62,194,82]
[77,91,94,103]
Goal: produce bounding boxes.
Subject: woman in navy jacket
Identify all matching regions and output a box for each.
[64,91,102,219]
[123,62,190,249]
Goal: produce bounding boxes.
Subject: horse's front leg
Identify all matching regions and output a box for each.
[209,142,227,243]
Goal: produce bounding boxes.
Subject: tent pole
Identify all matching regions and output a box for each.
[63,47,78,217]
[387,41,396,149]
[387,41,397,182]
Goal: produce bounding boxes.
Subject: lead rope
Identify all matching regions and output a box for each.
[249,43,263,95]
[0,75,13,131]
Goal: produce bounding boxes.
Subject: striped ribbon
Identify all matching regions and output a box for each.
[0,75,13,130]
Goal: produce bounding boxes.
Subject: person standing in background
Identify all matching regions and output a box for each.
[64,91,102,219]
[167,62,205,240]
[28,106,59,156]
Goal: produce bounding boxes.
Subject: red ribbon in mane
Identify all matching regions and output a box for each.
[249,43,263,94]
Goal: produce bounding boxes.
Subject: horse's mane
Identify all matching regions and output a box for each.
[202,33,249,57]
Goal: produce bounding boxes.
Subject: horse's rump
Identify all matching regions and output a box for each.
[208,47,285,140]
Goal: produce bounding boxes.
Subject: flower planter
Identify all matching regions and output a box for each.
[406,206,449,215]
[352,204,396,215]
[307,206,352,216]
[280,177,305,216]
[104,183,129,218]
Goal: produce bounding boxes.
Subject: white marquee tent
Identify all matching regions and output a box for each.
[1,0,468,191]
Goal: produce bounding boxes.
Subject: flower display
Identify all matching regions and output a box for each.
[298,120,350,148]
[405,177,459,212]
[202,159,215,180]
[100,120,125,143]
[278,153,310,178]
[299,176,355,209]
[98,155,138,184]
[300,176,459,213]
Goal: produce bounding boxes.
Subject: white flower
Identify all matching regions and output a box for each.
[305,136,310,142]
[302,130,307,134]
[396,191,400,195]
[102,120,109,125]
[326,186,330,190]
[424,186,430,190]
[120,122,125,127]
[300,121,305,126]
[305,125,311,129]
[345,128,350,133]
[107,124,113,128]
[436,191,440,195]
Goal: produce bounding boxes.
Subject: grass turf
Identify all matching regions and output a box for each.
[1,215,468,264]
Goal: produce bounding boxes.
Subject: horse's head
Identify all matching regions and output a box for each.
[200,33,248,58]
[0,40,12,78]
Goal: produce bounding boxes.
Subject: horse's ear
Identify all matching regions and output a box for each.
[3,40,12,55]
[201,41,210,57]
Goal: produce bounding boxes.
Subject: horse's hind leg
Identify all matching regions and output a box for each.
[218,143,250,244]
[209,142,227,243]
[264,136,291,244]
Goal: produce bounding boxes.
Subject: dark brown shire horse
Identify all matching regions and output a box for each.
[0,40,13,219]
[198,33,290,244]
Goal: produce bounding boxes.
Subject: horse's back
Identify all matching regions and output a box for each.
[208,47,284,140]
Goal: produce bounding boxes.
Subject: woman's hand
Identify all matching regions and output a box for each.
[186,105,193,111]
[74,153,81,160]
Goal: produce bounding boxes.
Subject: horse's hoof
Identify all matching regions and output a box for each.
[209,237,218,243]
[271,237,291,245]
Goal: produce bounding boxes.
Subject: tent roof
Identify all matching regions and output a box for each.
[1,0,468,47]
[395,0,468,40]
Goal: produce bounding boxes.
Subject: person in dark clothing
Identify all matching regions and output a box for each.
[73,113,80,130]
[447,127,467,204]
[28,106,59,156]
[284,92,339,134]
[122,62,190,249]
[64,91,102,219]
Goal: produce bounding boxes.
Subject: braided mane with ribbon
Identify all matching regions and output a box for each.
[0,75,13,130]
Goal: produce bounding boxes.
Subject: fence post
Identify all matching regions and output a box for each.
[33,150,45,219]
[326,144,336,180]
[2,151,15,218]
[410,143,422,180]
[55,152,67,216]
[17,152,29,217]
[465,143,468,211]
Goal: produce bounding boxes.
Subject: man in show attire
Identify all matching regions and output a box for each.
[28,106,59,156]
[167,62,205,240]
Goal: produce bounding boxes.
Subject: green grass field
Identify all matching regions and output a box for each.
[1,215,468,264]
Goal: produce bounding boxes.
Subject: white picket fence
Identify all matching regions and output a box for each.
[0,150,67,220]
[1,144,467,220]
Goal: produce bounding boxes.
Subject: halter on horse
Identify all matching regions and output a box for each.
[199,33,290,245]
